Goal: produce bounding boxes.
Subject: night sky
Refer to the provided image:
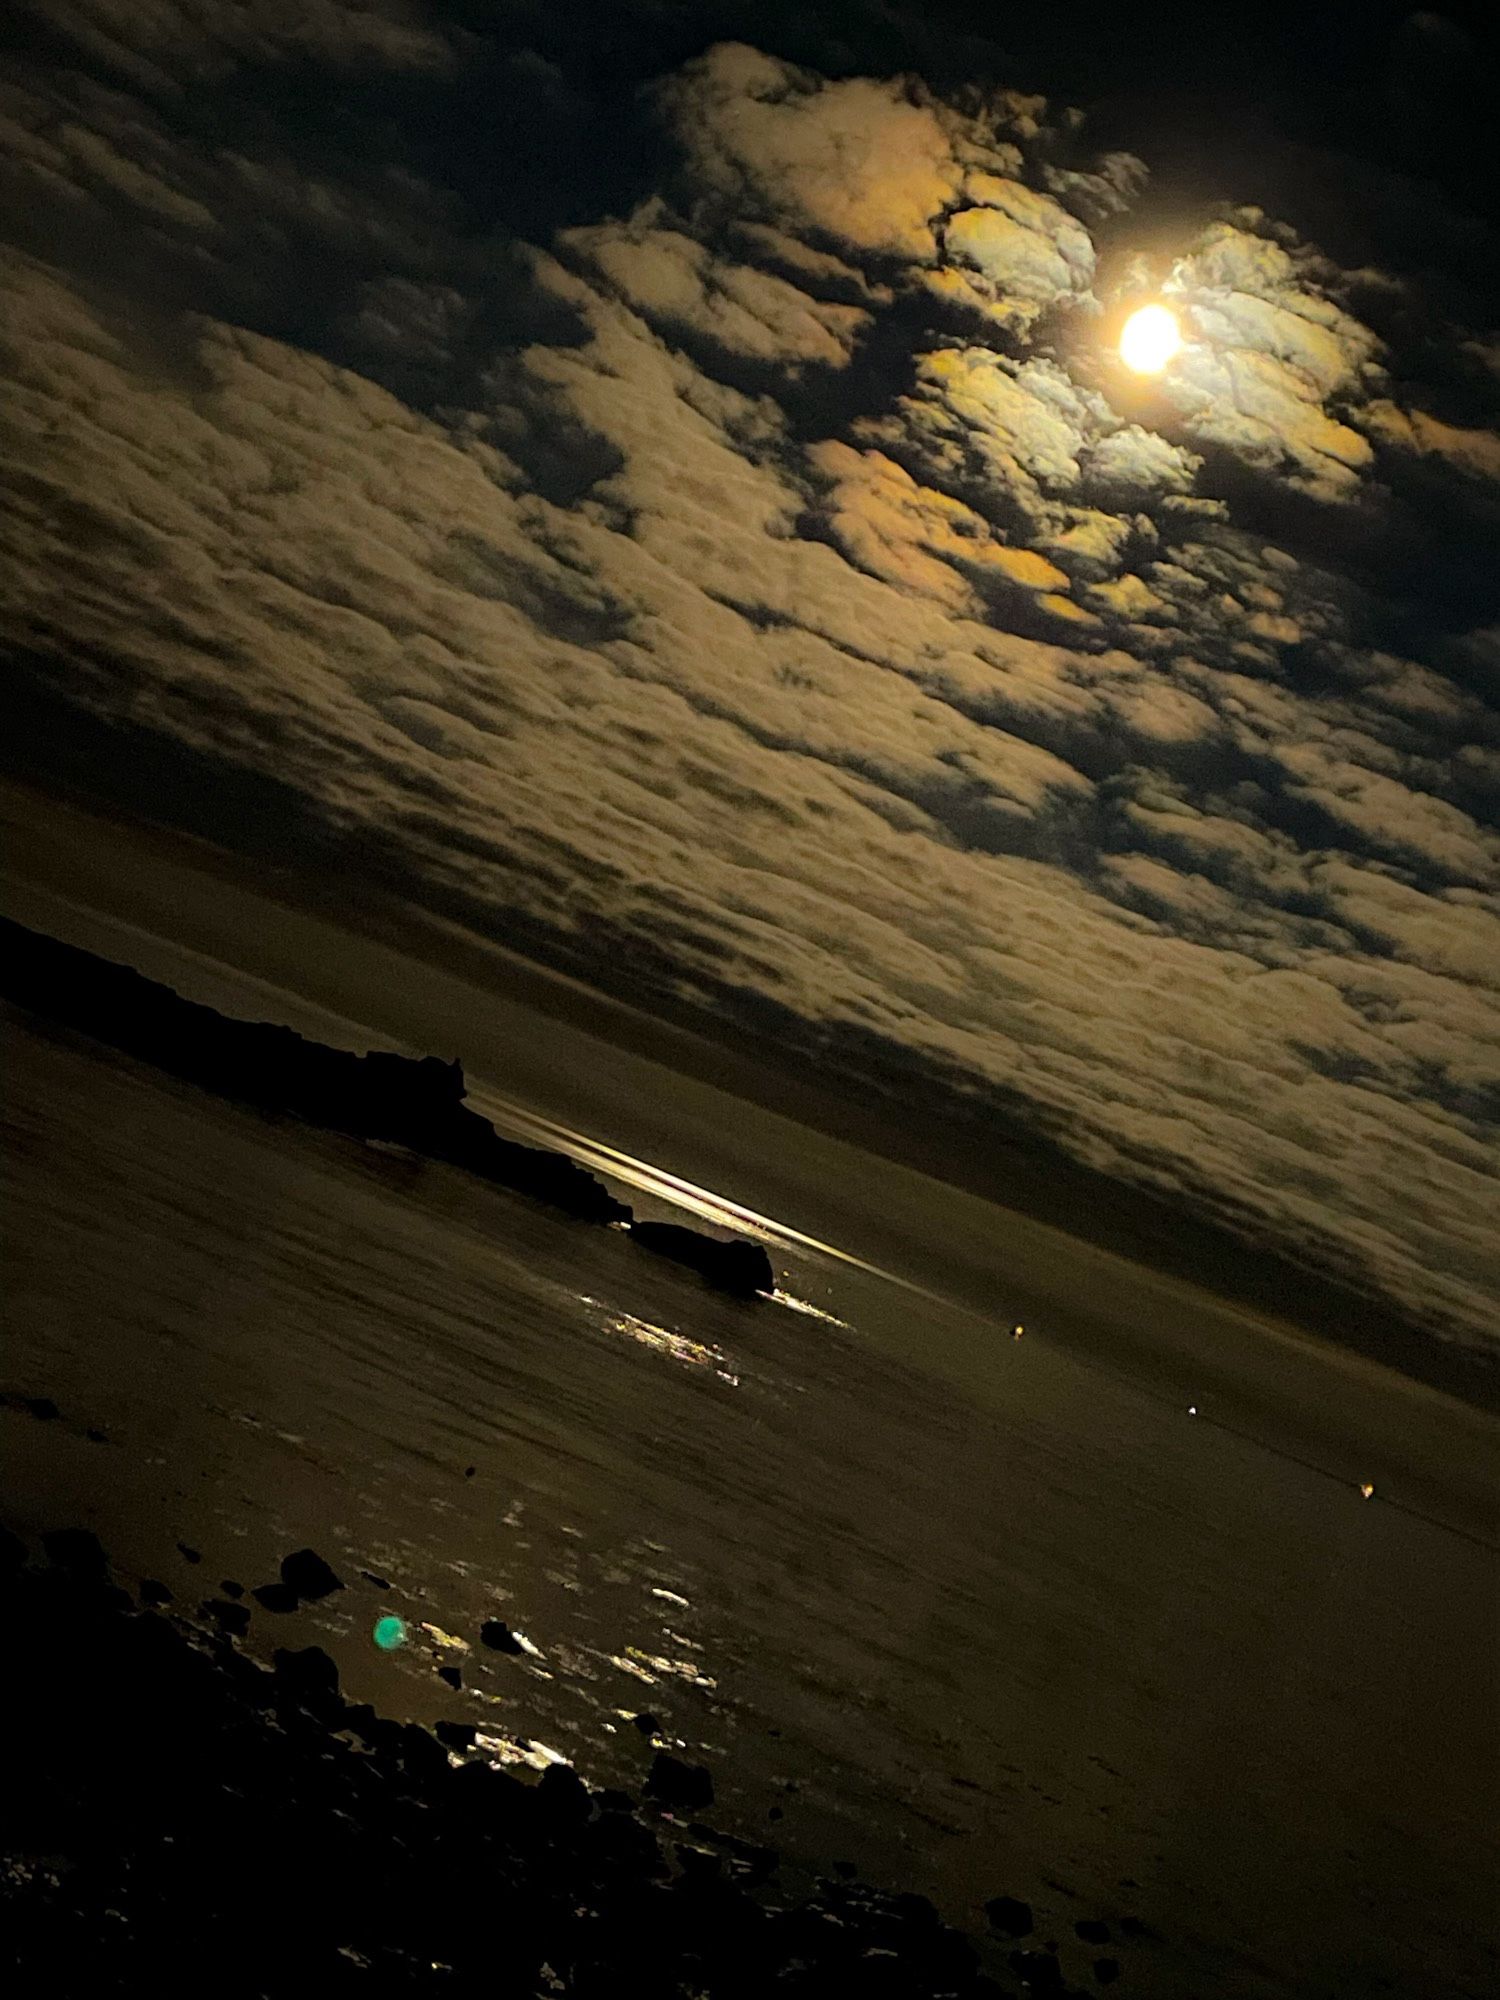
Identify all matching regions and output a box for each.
[2,2,1497,1354]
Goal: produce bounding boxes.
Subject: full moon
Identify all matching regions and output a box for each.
[1120,302,1182,374]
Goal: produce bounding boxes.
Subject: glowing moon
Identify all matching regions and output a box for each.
[1119,303,1181,374]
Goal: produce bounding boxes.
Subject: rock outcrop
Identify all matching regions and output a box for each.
[627,1220,775,1298]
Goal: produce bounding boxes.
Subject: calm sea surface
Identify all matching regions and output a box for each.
[3,1003,1497,2000]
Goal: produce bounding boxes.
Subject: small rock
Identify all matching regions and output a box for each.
[202,1597,250,1637]
[177,1542,202,1564]
[437,1665,462,1691]
[631,1711,661,1735]
[24,1396,61,1421]
[252,1582,300,1613]
[889,1892,939,1929]
[219,1579,244,1599]
[1095,1959,1122,1985]
[360,1569,391,1591]
[1008,1947,1065,1993]
[434,1720,476,1752]
[139,1578,173,1606]
[536,1761,591,1826]
[464,1466,476,1479]
[42,1528,107,1575]
[86,1428,108,1444]
[273,1645,340,1704]
[279,1548,344,1601]
[1076,1918,1111,1945]
[399,1724,448,1779]
[480,1618,524,1654]
[645,1751,714,1813]
[985,1896,1035,1938]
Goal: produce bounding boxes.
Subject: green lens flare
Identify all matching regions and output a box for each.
[373,1614,408,1651]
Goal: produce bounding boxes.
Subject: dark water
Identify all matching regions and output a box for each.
[3,1010,1497,2000]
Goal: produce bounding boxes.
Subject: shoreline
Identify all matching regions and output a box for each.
[0,916,777,1300]
[3,693,1492,1405]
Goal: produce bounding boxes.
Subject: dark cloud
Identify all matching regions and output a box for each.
[1,1,1497,1356]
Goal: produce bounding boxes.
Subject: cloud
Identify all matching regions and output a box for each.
[560,203,871,372]
[0,28,1497,1360]
[1159,223,1383,501]
[25,0,456,89]
[1362,398,1500,487]
[654,43,964,262]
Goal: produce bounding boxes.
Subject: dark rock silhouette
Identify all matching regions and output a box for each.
[2,919,782,1297]
[0,916,627,1225]
[628,1220,775,1297]
[645,1750,716,1812]
[480,1618,525,1654]
[279,1548,344,1602]
[41,1528,108,1576]
[984,1895,1034,1937]
[273,1645,340,1707]
[251,1582,300,1613]
[536,1762,592,1829]
[1075,1918,1111,1944]
[437,1665,463,1691]
[1094,1958,1122,1985]
[202,1597,250,1637]
[1008,1947,1065,1992]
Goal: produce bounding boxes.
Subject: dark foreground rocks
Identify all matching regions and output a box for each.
[2,919,776,1299]
[0,1525,1144,2000]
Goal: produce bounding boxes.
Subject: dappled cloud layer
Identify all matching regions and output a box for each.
[2,13,1498,1350]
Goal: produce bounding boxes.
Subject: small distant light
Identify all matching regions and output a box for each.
[1359,1482,1375,1501]
[373,1614,409,1651]
[1187,1405,1198,1417]
[1011,1324,1025,1340]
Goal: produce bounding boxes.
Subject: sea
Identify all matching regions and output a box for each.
[2,872,1497,2000]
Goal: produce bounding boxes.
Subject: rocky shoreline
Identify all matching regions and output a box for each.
[0,1520,1146,1998]
[0,918,775,1299]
